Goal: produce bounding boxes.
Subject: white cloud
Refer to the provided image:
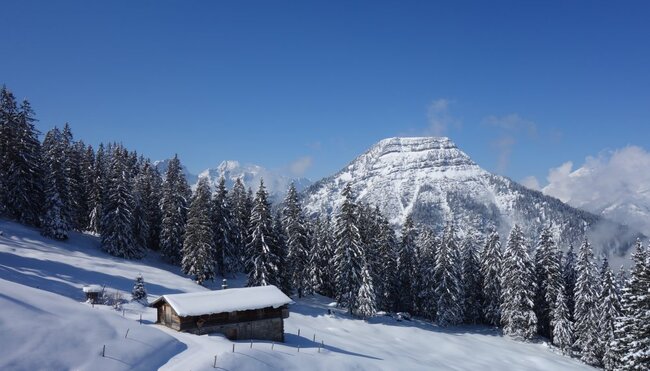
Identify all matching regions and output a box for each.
[484,113,538,174]
[542,146,650,236]
[426,99,460,136]
[289,156,313,176]
[520,176,541,191]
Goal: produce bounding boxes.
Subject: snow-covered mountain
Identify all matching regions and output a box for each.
[303,137,640,257]
[155,159,312,201]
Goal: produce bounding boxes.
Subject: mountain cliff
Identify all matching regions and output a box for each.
[302,137,639,256]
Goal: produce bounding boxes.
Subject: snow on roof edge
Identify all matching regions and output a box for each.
[150,285,293,317]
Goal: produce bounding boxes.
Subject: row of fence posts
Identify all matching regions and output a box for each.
[213,328,325,368]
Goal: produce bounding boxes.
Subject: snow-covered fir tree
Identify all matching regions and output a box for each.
[246,179,280,287]
[573,238,600,365]
[562,244,577,320]
[552,284,573,355]
[434,223,464,326]
[461,237,483,324]
[181,178,216,285]
[41,174,69,240]
[534,225,562,339]
[598,264,621,369]
[415,227,437,320]
[101,146,143,259]
[211,176,234,276]
[500,224,537,340]
[610,239,650,370]
[356,263,377,320]
[396,215,417,313]
[333,183,365,314]
[41,127,73,239]
[310,216,336,298]
[227,178,249,271]
[282,183,311,297]
[0,92,44,226]
[272,210,291,295]
[131,274,147,304]
[159,155,191,264]
[138,160,163,250]
[376,214,399,312]
[480,229,502,326]
[88,143,107,233]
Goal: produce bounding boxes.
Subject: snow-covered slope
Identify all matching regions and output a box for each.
[303,137,640,256]
[0,220,594,370]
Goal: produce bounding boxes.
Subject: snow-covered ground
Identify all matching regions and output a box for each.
[0,220,593,370]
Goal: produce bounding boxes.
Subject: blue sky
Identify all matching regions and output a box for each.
[2,1,649,185]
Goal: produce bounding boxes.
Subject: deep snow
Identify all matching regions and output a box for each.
[0,220,594,370]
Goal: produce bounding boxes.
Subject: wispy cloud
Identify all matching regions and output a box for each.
[484,113,537,174]
[426,98,461,136]
[289,156,313,177]
[520,175,541,190]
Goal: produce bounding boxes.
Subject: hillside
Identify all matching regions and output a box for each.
[0,219,593,370]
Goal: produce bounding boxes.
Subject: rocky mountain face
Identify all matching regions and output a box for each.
[302,137,640,256]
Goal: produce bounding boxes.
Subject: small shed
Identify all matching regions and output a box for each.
[82,285,103,304]
[150,285,292,342]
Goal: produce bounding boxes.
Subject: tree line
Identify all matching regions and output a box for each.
[1,85,648,370]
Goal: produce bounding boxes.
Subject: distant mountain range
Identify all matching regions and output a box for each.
[154,159,312,201]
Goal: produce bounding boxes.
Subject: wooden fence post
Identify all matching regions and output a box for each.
[232,344,235,353]
[102,345,105,357]
[213,355,217,368]
[125,328,129,338]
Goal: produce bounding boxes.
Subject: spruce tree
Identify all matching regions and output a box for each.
[0,86,19,215]
[611,239,650,370]
[246,179,280,287]
[434,223,463,326]
[573,238,600,365]
[417,227,438,320]
[461,238,483,324]
[211,177,234,276]
[356,263,377,319]
[41,128,72,240]
[396,215,417,313]
[552,284,573,355]
[562,244,577,320]
[333,183,365,314]
[131,274,148,304]
[228,178,249,271]
[101,146,142,259]
[377,214,399,312]
[272,209,291,294]
[282,183,310,297]
[181,178,215,285]
[500,224,537,340]
[159,155,191,264]
[480,229,502,326]
[534,225,562,339]
[598,265,621,369]
[88,143,107,233]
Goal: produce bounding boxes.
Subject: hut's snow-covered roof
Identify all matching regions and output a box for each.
[150,285,292,317]
[82,285,103,293]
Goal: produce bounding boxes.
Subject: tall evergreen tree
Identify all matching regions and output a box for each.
[480,229,502,326]
[246,179,280,287]
[41,128,72,239]
[0,86,19,215]
[610,239,650,370]
[562,244,578,320]
[101,146,143,258]
[396,215,417,313]
[333,183,365,314]
[434,223,464,326]
[356,263,377,319]
[598,265,621,369]
[573,238,600,365]
[228,178,249,271]
[181,178,215,285]
[461,238,483,324]
[2,97,44,225]
[534,225,562,339]
[552,284,573,355]
[211,177,234,276]
[310,216,336,297]
[376,214,399,312]
[272,209,291,294]
[282,183,310,297]
[88,143,107,233]
[500,224,537,340]
[159,155,191,264]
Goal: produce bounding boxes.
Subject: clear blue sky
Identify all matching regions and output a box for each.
[2,1,649,184]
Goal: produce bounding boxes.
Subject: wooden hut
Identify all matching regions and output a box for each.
[82,285,103,304]
[150,285,292,342]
